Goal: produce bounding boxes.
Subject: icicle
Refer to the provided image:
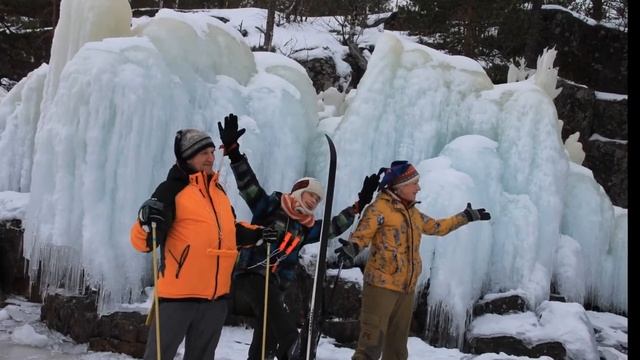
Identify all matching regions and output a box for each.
[564,131,586,165]
[507,57,529,83]
[531,47,562,99]
[423,300,473,349]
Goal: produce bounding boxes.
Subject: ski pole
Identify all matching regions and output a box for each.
[327,259,345,306]
[151,222,162,360]
[261,243,271,360]
[327,213,361,313]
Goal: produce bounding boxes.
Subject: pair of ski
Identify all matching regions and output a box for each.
[286,134,338,360]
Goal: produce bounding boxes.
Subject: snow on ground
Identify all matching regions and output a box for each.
[467,301,624,360]
[587,310,628,352]
[1,296,572,360]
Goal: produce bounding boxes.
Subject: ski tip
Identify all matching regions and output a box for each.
[324,134,336,155]
[324,133,334,145]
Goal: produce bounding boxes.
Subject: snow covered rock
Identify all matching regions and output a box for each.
[466,301,599,360]
[473,291,528,317]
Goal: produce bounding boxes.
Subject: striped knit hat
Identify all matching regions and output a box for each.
[174,129,215,161]
[378,160,420,190]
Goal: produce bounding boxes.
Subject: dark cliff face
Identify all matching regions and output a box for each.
[536,8,627,94]
[0,220,33,303]
[555,78,627,208]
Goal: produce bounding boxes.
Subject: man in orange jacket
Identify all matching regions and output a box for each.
[131,129,275,360]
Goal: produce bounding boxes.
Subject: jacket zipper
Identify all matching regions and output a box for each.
[196,174,224,300]
[405,206,414,292]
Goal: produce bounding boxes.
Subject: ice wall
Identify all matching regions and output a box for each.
[320,32,624,345]
[0,65,48,191]
[17,3,318,313]
[42,0,132,106]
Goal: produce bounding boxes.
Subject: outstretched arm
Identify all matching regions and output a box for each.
[219,113,271,217]
[421,203,491,236]
[305,205,357,244]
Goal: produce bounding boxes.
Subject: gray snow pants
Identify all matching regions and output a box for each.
[144,297,228,360]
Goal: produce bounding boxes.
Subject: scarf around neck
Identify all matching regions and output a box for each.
[281,193,315,228]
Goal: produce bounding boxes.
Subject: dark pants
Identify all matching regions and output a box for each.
[144,298,228,360]
[233,272,299,360]
[352,284,415,360]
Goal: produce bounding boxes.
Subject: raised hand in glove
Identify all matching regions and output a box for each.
[334,238,359,267]
[463,202,491,222]
[217,113,245,161]
[354,173,380,213]
[138,198,166,232]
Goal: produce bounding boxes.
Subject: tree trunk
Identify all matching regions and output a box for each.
[524,0,543,65]
[263,0,275,51]
[462,0,477,58]
[51,0,59,28]
[284,0,303,23]
[591,0,604,21]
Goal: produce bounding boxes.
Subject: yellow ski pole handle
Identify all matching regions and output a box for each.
[261,243,271,360]
[151,222,161,360]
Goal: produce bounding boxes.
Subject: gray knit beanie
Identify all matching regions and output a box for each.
[174,129,215,161]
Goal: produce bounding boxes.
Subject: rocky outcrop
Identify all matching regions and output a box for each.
[466,335,567,359]
[41,293,100,344]
[464,294,569,360]
[90,312,148,359]
[34,273,617,359]
[472,294,527,316]
[554,79,627,208]
[320,270,363,345]
[537,8,627,94]
[555,79,627,143]
[583,140,627,208]
[555,80,596,144]
[42,293,146,357]
[593,96,627,141]
[35,264,364,358]
[296,57,341,93]
[0,220,38,303]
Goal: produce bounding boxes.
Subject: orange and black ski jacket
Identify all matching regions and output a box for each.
[130,164,238,300]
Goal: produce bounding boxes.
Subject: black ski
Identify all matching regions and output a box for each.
[294,134,337,360]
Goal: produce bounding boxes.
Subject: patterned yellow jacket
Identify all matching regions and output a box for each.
[349,190,469,293]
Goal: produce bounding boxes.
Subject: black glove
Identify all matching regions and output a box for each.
[217,113,245,162]
[334,238,359,267]
[236,224,279,246]
[355,173,380,213]
[137,198,166,232]
[463,202,491,222]
[259,226,279,245]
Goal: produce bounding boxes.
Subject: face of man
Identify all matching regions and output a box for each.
[394,181,421,202]
[186,147,215,174]
[301,191,321,211]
